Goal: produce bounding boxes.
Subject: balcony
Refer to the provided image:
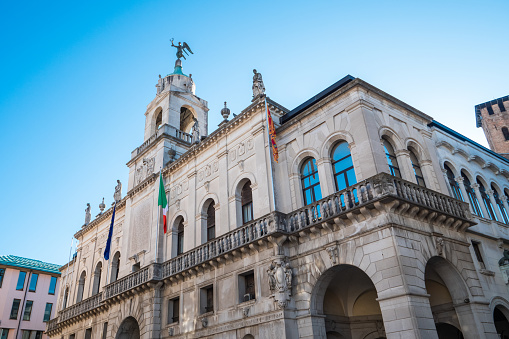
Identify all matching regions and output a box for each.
[131,124,192,160]
[47,173,472,334]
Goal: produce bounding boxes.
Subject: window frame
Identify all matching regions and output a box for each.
[168,297,180,324]
[477,179,498,221]
[241,181,253,224]
[48,276,57,295]
[206,203,216,241]
[0,268,5,288]
[28,273,38,292]
[16,271,27,290]
[301,157,322,205]
[444,165,463,201]
[382,139,401,178]
[471,241,486,269]
[10,299,21,319]
[23,300,33,321]
[492,185,509,224]
[43,303,53,322]
[331,141,357,192]
[462,173,484,217]
[177,220,184,256]
[409,149,425,187]
[238,270,256,303]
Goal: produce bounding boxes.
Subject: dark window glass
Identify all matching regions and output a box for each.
[444,165,463,201]
[241,181,253,224]
[22,331,31,339]
[16,271,26,290]
[43,303,53,322]
[492,185,509,224]
[472,241,485,268]
[206,203,215,241]
[177,220,184,255]
[0,268,4,288]
[487,105,495,115]
[70,334,76,339]
[29,273,38,292]
[331,142,357,191]
[477,179,498,221]
[23,300,33,321]
[503,127,509,141]
[1,329,9,339]
[409,150,425,187]
[10,299,21,319]
[206,286,213,313]
[382,140,401,178]
[301,158,322,205]
[85,328,92,339]
[462,173,484,217]
[169,297,180,323]
[63,288,69,309]
[245,273,255,299]
[155,111,162,130]
[102,322,108,339]
[49,276,57,295]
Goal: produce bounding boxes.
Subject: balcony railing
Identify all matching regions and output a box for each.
[59,292,102,323]
[47,317,59,332]
[162,212,285,279]
[48,173,471,333]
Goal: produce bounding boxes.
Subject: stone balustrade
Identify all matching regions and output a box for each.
[131,125,192,159]
[47,317,59,332]
[48,173,472,333]
[175,129,192,143]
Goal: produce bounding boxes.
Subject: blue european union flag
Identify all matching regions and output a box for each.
[104,202,116,260]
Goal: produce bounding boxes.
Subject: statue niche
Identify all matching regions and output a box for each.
[180,106,195,133]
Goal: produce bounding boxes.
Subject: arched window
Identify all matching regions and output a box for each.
[477,179,498,221]
[63,287,69,309]
[462,172,483,217]
[492,185,509,224]
[92,262,102,296]
[110,252,120,283]
[502,127,509,141]
[155,110,162,130]
[444,165,463,201]
[331,142,357,191]
[241,181,253,224]
[76,271,86,302]
[177,219,184,255]
[409,149,425,186]
[382,139,401,178]
[180,107,194,133]
[206,203,216,241]
[301,158,322,205]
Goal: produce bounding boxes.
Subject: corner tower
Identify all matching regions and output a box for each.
[475,95,509,159]
[127,54,209,191]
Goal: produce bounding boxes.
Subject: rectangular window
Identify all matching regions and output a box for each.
[0,268,5,288]
[49,276,57,295]
[22,330,30,339]
[10,299,21,319]
[102,322,108,339]
[23,300,33,321]
[132,263,140,272]
[16,271,27,290]
[85,328,92,339]
[43,303,53,322]
[0,329,9,339]
[29,273,39,292]
[238,271,255,303]
[472,241,486,269]
[168,297,180,323]
[70,334,76,339]
[200,285,214,314]
[35,332,42,339]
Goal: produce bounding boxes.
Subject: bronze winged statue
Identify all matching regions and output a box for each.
[171,39,193,60]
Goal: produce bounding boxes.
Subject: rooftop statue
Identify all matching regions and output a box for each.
[114,180,122,203]
[171,39,193,60]
[252,69,265,101]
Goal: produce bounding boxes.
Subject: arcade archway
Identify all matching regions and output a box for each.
[115,316,140,339]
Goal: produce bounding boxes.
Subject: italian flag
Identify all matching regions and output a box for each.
[158,171,168,233]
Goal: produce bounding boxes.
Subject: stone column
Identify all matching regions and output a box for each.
[186,171,198,248]
[442,168,454,197]
[501,196,509,221]
[217,149,230,232]
[455,177,474,214]
[377,293,438,339]
[472,183,490,218]
[487,189,504,222]
[419,160,434,188]
[394,149,414,182]
[316,157,334,197]
[454,302,498,339]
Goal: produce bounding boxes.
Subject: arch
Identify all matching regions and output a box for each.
[381,137,401,178]
[475,174,490,188]
[62,286,69,309]
[435,323,464,339]
[201,197,217,243]
[92,261,102,295]
[301,157,322,205]
[490,296,509,320]
[320,131,355,159]
[240,180,254,224]
[242,335,255,339]
[154,107,163,132]
[425,256,470,304]
[408,147,426,186]
[230,172,257,198]
[405,138,429,161]
[476,176,498,221]
[330,140,357,192]
[444,163,464,201]
[459,168,475,183]
[442,159,459,177]
[76,271,86,302]
[310,264,385,339]
[198,193,219,215]
[291,148,321,176]
[378,126,404,150]
[110,252,121,283]
[180,105,196,133]
[115,316,140,339]
[173,216,185,256]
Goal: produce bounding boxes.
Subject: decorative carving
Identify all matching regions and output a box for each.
[213,161,219,173]
[373,176,395,196]
[84,203,91,225]
[170,39,193,61]
[247,139,254,150]
[231,149,236,161]
[238,160,244,172]
[204,181,210,193]
[238,142,245,155]
[221,101,230,121]
[168,147,177,163]
[499,250,509,266]
[201,317,208,328]
[136,158,155,185]
[267,258,293,309]
[192,119,201,144]
[435,237,444,256]
[326,246,338,264]
[114,180,122,203]
[252,69,265,101]
[99,198,105,214]
[176,199,181,210]
[242,307,250,317]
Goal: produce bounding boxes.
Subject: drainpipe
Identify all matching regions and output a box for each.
[15,270,32,339]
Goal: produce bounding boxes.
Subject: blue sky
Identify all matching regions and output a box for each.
[1,0,507,265]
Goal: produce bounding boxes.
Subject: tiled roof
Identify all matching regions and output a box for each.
[0,255,61,275]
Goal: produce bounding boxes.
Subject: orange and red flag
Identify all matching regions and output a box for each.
[267,106,278,163]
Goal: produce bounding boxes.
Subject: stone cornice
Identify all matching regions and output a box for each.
[74,198,127,239]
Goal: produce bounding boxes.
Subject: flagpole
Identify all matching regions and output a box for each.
[264,97,277,212]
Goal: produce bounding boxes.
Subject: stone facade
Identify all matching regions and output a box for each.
[46,63,509,339]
